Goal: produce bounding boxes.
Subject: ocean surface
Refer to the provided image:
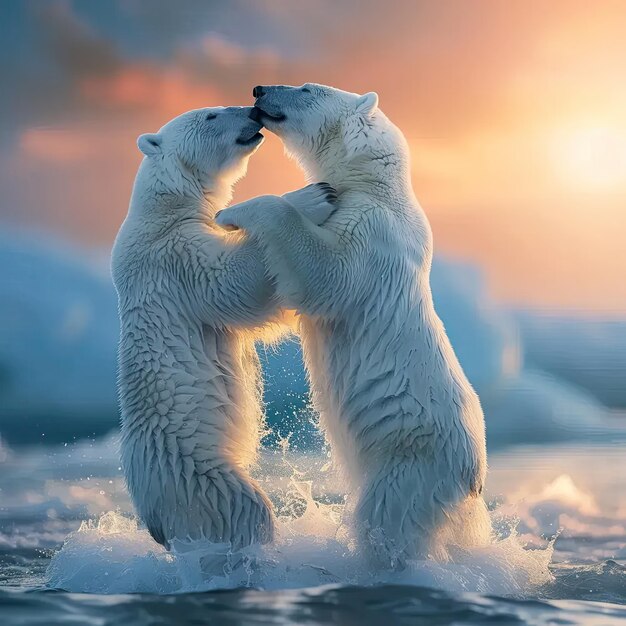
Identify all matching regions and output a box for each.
[1,438,626,625]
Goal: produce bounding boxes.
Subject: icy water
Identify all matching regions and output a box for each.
[1,439,626,625]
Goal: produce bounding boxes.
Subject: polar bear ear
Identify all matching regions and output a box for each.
[355,91,379,117]
[137,133,163,156]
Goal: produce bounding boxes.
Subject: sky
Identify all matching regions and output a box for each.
[1,0,625,314]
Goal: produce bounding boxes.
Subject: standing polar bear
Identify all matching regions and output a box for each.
[216,84,491,566]
[112,106,335,549]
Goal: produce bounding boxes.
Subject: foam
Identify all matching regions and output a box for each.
[46,492,553,596]
[43,447,559,596]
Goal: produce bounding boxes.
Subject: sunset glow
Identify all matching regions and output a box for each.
[2,1,626,313]
[553,122,626,192]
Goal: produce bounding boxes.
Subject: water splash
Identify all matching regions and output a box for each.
[46,479,554,596]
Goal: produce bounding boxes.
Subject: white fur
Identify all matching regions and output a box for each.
[112,106,333,549]
[216,85,491,566]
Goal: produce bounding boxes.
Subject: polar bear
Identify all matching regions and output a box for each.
[111,106,335,549]
[216,85,491,566]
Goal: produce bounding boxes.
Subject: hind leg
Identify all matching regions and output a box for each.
[354,459,447,569]
[225,468,276,549]
[355,458,492,568]
[430,493,492,556]
[139,463,275,551]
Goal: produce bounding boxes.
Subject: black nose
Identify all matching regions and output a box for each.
[253,85,265,98]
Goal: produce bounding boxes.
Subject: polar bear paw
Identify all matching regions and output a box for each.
[215,183,337,233]
[282,182,337,225]
[215,195,284,233]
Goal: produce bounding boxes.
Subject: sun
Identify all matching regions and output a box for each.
[552,122,626,191]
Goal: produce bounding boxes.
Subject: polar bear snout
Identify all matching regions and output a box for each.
[252,85,289,124]
[235,121,264,147]
[248,107,263,123]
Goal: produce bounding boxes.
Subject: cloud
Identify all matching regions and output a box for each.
[79,65,222,116]
[19,128,94,163]
[34,1,120,78]
[2,0,626,311]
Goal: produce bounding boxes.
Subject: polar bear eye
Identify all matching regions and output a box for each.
[205,113,217,120]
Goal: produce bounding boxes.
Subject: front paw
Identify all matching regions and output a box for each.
[215,208,241,232]
[297,182,338,226]
[215,205,260,233]
[282,182,337,226]
[215,196,285,235]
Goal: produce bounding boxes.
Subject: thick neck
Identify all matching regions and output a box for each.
[296,134,413,200]
[128,188,216,231]
[127,159,232,232]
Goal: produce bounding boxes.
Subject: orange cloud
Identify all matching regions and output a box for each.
[4,0,626,314]
[80,65,223,120]
[20,128,94,163]
[197,33,281,70]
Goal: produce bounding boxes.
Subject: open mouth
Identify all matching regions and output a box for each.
[236,120,264,146]
[251,105,286,123]
[235,131,264,146]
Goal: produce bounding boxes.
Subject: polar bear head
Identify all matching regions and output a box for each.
[136,106,264,207]
[251,83,408,183]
